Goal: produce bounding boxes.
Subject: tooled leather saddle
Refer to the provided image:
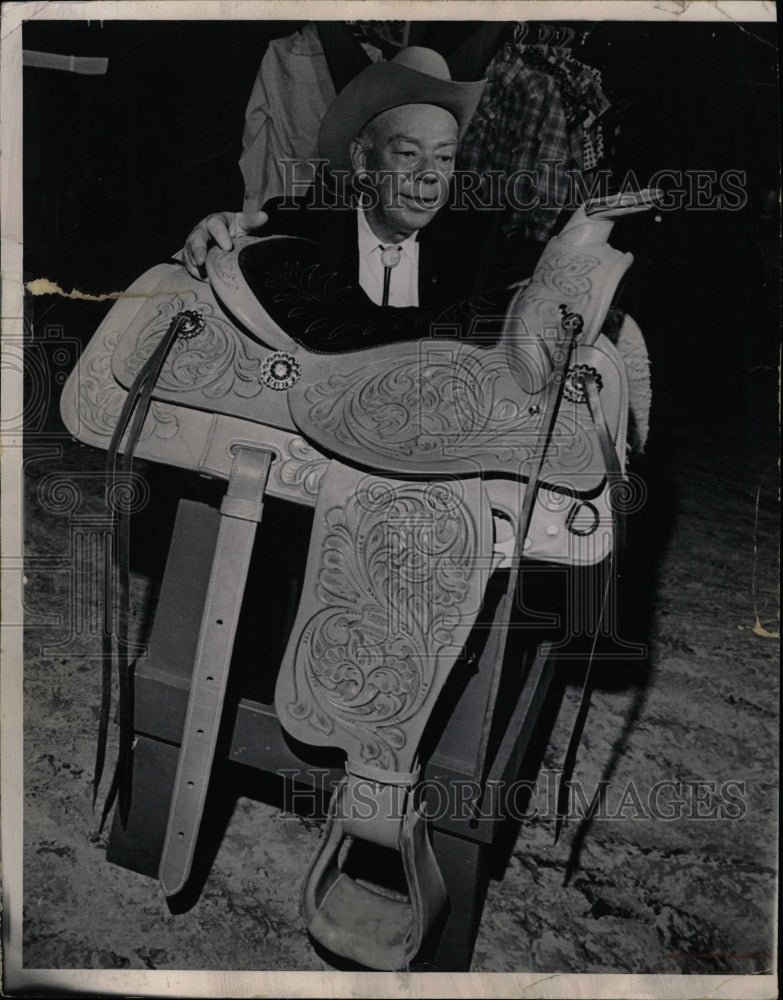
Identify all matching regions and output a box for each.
[60,195,654,970]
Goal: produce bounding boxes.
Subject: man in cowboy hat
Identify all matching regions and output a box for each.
[182,46,541,326]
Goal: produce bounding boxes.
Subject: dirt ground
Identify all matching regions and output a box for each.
[18,294,779,979]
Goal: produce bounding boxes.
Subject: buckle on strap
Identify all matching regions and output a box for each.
[301,770,447,970]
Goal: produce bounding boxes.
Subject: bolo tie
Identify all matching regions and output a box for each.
[380,245,402,306]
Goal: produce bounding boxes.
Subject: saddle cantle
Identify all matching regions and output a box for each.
[59,196,654,970]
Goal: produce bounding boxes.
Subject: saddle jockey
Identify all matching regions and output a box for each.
[182,46,544,328]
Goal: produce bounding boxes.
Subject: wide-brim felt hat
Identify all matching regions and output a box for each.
[318,46,486,174]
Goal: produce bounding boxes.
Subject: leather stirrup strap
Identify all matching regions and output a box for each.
[276,464,493,969]
[98,309,205,826]
[159,445,273,896]
[554,370,625,843]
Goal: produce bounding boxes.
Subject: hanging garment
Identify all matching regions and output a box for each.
[511,44,611,176]
[458,44,579,242]
[558,51,611,171]
[582,126,606,172]
[240,23,381,212]
[521,45,608,130]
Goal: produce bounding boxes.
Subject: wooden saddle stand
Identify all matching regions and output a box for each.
[60,193,656,971]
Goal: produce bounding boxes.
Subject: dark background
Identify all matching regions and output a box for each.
[22,17,780,453]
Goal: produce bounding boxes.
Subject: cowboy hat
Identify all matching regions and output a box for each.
[318,46,486,174]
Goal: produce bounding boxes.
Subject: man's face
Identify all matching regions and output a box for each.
[351,103,459,242]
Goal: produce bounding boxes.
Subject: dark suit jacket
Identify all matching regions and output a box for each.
[236,187,545,352]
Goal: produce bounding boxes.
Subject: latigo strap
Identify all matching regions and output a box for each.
[98,309,206,826]
[159,445,273,895]
[554,369,628,844]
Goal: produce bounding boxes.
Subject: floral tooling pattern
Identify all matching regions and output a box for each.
[302,349,599,475]
[77,328,180,440]
[520,249,602,324]
[125,294,266,399]
[303,350,541,465]
[284,479,480,768]
[277,437,329,498]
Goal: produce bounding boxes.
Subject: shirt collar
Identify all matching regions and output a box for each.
[357,206,419,263]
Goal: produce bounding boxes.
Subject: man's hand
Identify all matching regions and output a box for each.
[182,210,268,279]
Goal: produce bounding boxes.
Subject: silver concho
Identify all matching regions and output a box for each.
[261,351,302,391]
[176,310,206,340]
[563,364,603,404]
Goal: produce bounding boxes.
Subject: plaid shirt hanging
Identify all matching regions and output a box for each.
[458,44,581,241]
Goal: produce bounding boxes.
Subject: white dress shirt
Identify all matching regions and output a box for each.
[356,207,420,308]
[356,205,508,564]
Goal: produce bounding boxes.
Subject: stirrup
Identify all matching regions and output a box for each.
[302,760,446,970]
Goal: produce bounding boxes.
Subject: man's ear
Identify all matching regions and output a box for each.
[349,138,368,173]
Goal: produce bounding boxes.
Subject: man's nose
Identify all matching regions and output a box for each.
[416,159,445,185]
[413,151,440,181]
